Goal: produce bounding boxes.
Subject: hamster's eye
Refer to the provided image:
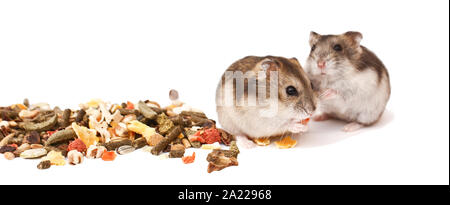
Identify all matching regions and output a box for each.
[310,82,314,90]
[311,45,316,52]
[333,44,343,51]
[286,86,298,96]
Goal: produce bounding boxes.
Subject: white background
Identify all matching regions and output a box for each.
[0,0,448,185]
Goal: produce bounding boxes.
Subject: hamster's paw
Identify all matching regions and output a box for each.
[342,122,363,132]
[319,89,338,100]
[236,135,257,149]
[312,113,329,121]
[288,123,308,133]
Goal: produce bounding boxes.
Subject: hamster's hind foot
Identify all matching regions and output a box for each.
[342,122,363,132]
[312,113,329,121]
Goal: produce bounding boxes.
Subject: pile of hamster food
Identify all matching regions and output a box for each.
[0,90,239,173]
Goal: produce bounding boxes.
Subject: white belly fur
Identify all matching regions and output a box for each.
[316,67,390,125]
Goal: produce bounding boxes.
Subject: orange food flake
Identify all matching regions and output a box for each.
[101,151,116,161]
[254,138,271,146]
[126,101,135,109]
[275,136,297,149]
[182,152,196,164]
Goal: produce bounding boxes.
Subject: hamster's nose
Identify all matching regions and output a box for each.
[317,61,326,69]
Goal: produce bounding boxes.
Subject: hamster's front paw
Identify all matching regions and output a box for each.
[319,88,338,100]
[342,122,363,132]
[288,123,308,133]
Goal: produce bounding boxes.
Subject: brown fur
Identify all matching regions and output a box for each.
[219,56,316,113]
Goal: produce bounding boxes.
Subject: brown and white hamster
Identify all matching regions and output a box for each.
[304,31,391,131]
[216,56,316,140]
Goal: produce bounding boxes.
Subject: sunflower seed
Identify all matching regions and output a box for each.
[116,145,135,155]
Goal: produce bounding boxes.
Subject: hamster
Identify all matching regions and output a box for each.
[304,31,391,132]
[215,56,317,140]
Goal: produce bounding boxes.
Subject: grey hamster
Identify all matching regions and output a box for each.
[304,31,391,131]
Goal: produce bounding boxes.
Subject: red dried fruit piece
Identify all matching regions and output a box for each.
[189,132,206,143]
[201,128,221,144]
[67,139,87,153]
[126,101,135,109]
[190,128,221,144]
[101,151,116,161]
[182,152,195,164]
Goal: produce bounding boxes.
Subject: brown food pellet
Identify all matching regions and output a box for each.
[75,109,86,123]
[131,137,147,149]
[61,109,71,128]
[171,144,185,151]
[23,131,41,144]
[169,144,185,158]
[103,138,132,151]
[147,133,164,146]
[37,160,51,170]
[169,149,185,158]
[151,126,182,156]
[163,144,172,153]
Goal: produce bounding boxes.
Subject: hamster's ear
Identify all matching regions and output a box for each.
[288,57,302,67]
[255,58,280,79]
[309,31,321,47]
[344,31,363,46]
[260,58,279,72]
